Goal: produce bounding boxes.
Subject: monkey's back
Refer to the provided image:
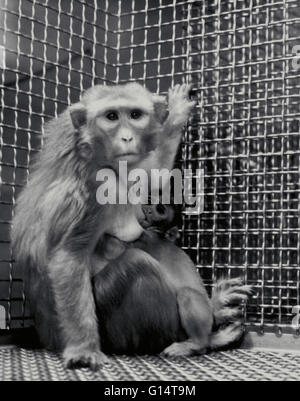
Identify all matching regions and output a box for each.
[136,231,206,293]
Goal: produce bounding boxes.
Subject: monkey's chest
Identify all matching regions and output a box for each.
[103,204,145,243]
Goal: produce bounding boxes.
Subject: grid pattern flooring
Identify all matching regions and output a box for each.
[0,347,299,381]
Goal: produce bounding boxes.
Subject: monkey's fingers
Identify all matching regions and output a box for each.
[213,278,253,298]
[168,83,194,103]
[214,285,252,308]
[217,291,250,307]
[167,88,196,129]
[214,306,242,326]
[178,82,193,99]
[214,277,244,291]
[225,284,253,296]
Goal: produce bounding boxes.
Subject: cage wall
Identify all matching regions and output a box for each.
[186,0,300,335]
[1,0,300,342]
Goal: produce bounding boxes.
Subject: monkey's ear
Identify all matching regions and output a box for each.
[69,103,87,129]
[152,95,169,124]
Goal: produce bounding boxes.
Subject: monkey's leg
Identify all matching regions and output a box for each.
[48,248,108,370]
[25,267,60,351]
[162,287,213,357]
[94,249,180,355]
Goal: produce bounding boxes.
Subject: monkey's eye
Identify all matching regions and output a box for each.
[130,110,143,120]
[106,111,119,121]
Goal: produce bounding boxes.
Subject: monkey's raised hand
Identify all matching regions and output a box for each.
[166,83,196,131]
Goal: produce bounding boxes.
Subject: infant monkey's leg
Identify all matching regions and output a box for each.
[162,287,213,357]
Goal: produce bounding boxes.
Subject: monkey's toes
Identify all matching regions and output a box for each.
[161,341,206,358]
[221,322,244,343]
[64,349,109,371]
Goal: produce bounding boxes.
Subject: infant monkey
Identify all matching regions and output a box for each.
[93,203,252,356]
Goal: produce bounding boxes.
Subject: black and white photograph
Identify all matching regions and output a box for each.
[0,0,300,384]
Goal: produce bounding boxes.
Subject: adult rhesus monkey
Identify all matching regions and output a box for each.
[12,83,195,369]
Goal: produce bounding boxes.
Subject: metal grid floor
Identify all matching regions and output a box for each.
[0,347,299,381]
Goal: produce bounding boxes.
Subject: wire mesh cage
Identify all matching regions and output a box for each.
[0,0,300,343]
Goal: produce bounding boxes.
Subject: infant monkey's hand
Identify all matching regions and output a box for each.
[167,83,196,129]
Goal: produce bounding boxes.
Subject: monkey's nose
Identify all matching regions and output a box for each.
[122,136,133,142]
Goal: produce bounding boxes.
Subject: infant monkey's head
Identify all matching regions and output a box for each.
[141,203,179,242]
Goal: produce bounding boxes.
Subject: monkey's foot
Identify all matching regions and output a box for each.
[161,340,207,358]
[168,83,196,128]
[64,347,109,371]
[211,278,252,326]
[210,322,244,350]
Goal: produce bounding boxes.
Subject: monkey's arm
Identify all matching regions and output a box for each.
[160,83,196,169]
[141,83,196,173]
[165,83,196,135]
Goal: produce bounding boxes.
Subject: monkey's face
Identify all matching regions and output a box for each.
[141,203,179,242]
[70,83,169,171]
[93,102,155,168]
[141,203,175,227]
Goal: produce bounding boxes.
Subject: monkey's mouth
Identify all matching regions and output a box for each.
[116,153,140,162]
